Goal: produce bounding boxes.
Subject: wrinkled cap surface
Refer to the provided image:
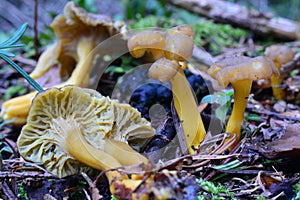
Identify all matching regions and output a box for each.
[265,45,295,65]
[208,56,279,87]
[17,85,155,177]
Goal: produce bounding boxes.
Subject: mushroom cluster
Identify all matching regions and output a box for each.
[128,25,206,154]
[17,85,155,178]
[208,55,279,149]
[0,1,126,125]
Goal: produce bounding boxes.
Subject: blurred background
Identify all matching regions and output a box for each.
[0,0,299,32]
[1,0,299,59]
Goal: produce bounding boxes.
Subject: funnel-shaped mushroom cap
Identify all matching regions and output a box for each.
[208,56,279,87]
[52,1,120,79]
[265,45,295,65]
[30,1,125,80]
[17,86,155,177]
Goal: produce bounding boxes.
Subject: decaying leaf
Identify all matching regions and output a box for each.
[255,122,300,159]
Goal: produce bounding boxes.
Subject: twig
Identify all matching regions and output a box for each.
[81,172,102,200]
[34,0,39,61]
[0,171,56,180]
[0,181,17,199]
[12,55,37,67]
[247,103,300,122]
[212,168,274,175]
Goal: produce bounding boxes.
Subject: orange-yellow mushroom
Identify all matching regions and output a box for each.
[128,24,205,154]
[17,85,155,199]
[148,58,206,154]
[208,56,279,150]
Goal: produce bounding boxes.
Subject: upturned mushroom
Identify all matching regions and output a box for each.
[17,85,155,177]
[16,85,155,200]
[208,56,279,149]
[0,2,126,125]
[265,45,295,100]
[128,24,206,154]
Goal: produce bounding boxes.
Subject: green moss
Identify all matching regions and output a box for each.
[196,178,236,200]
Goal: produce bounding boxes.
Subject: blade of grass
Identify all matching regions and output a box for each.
[0,23,28,48]
[213,160,243,170]
[0,43,25,50]
[0,50,15,57]
[0,54,43,92]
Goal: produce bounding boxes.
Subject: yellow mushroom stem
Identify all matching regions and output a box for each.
[270,62,285,100]
[170,68,206,154]
[63,119,147,198]
[30,42,61,79]
[104,139,149,166]
[0,91,38,125]
[64,37,95,87]
[226,79,252,150]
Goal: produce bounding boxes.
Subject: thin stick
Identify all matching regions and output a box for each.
[34,0,39,61]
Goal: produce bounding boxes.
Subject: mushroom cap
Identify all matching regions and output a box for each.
[207,56,279,87]
[164,24,194,61]
[51,1,124,79]
[127,30,165,58]
[265,45,295,65]
[17,85,155,177]
[166,24,195,39]
[148,57,180,82]
[165,33,194,61]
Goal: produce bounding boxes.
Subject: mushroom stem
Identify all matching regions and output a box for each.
[104,139,149,166]
[270,62,285,100]
[30,42,60,79]
[63,120,122,170]
[170,68,206,154]
[226,79,252,149]
[65,37,95,87]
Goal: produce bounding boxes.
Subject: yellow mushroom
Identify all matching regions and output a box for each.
[208,56,279,150]
[148,58,206,154]
[17,85,155,199]
[0,2,126,125]
[128,25,206,154]
[265,45,295,100]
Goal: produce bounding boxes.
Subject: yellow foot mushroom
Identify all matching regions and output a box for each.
[0,1,126,125]
[265,45,295,100]
[17,85,155,198]
[149,58,206,154]
[128,24,206,154]
[208,56,279,150]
